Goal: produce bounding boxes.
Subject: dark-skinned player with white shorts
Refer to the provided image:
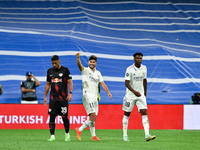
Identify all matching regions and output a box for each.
[122,52,156,142]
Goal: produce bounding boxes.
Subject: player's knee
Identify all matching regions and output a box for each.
[124,111,131,117]
[89,113,96,121]
[140,109,147,115]
[90,116,96,121]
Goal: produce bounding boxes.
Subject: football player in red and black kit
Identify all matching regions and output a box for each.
[43,55,73,142]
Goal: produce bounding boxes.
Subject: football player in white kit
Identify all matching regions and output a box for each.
[75,51,112,141]
[122,52,156,142]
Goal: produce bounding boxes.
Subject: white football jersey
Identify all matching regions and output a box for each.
[125,64,147,97]
[81,67,103,98]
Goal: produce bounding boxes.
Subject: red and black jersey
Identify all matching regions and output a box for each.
[47,66,72,101]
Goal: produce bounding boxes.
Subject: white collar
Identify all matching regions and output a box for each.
[133,64,142,70]
[88,66,96,72]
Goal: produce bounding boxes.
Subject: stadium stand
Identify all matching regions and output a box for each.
[0,0,200,104]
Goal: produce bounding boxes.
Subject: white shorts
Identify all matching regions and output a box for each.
[83,95,99,116]
[21,100,38,104]
[122,95,147,112]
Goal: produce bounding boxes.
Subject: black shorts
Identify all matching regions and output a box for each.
[48,100,69,116]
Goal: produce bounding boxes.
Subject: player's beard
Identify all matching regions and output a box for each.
[135,63,141,68]
[89,64,95,70]
[135,61,142,68]
[54,65,61,70]
[54,66,58,69]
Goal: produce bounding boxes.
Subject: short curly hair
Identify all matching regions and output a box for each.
[51,55,59,61]
[133,52,143,58]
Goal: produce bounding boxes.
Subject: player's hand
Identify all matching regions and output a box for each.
[66,93,72,102]
[28,73,34,78]
[75,51,81,58]
[108,93,112,99]
[134,91,141,97]
[32,89,36,93]
[43,97,47,106]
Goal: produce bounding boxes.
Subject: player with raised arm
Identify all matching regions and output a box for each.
[122,52,156,142]
[75,51,112,141]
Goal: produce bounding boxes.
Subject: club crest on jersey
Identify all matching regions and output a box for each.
[59,73,63,77]
[52,78,62,83]
[126,73,129,77]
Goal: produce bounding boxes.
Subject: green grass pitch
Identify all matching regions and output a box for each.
[0,129,199,150]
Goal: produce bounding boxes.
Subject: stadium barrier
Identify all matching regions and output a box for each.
[0,104,198,130]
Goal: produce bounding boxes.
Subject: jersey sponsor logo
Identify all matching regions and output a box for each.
[51,78,62,83]
[89,76,99,83]
[133,76,143,81]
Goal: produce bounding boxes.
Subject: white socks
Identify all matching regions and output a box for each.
[122,115,129,136]
[142,115,149,136]
[79,119,92,132]
[123,115,150,137]
[89,121,96,137]
[79,119,96,137]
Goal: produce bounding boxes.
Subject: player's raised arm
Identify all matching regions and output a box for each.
[75,51,84,72]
